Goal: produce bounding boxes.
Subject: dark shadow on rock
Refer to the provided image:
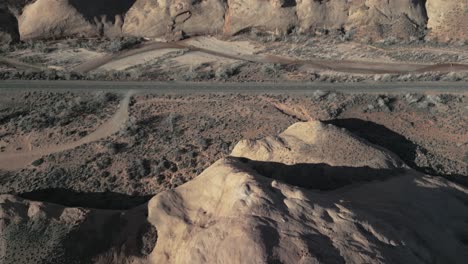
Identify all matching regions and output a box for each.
[0,7,20,44]
[325,118,467,181]
[238,157,404,191]
[304,233,346,263]
[419,0,428,22]
[281,0,297,8]
[69,0,136,24]
[18,188,153,210]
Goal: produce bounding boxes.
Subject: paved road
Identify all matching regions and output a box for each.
[0,81,467,94]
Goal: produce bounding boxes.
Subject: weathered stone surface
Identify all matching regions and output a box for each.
[122,0,225,38]
[427,0,468,41]
[346,0,428,40]
[224,0,298,35]
[2,0,467,45]
[7,0,134,40]
[147,122,468,264]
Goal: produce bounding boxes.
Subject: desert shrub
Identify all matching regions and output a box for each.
[127,159,151,179]
[104,37,143,53]
[381,37,398,46]
[261,63,283,77]
[179,65,214,81]
[19,54,47,64]
[215,62,245,79]
[0,44,10,54]
[11,40,55,53]
[96,91,119,103]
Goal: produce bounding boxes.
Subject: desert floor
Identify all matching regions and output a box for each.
[0,83,466,208]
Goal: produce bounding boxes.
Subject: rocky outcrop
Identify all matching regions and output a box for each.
[223,0,297,35]
[346,0,428,40]
[0,8,19,45]
[426,0,468,41]
[8,0,134,40]
[147,121,468,263]
[296,0,348,33]
[2,0,467,41]
[0,194,155,263]
[231,122,403,169]
[1,121,468,263]
[122,0,225,38]
[122,0,431,40]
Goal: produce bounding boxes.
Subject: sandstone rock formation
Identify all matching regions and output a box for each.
[0,195,155,264]
[296,0,348,33]
[427,0,468,41]
[1,121,468,263]
[8,0,134,40]
[346,0,428,40]
[2,0,467,41]
[148,121,468,263]
[231,122,404,169]
[123,0,226,38]
[223,0,297,35]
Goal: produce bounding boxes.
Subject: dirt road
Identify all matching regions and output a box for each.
[71,38,468,74]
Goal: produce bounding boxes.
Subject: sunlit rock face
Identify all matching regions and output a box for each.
[146,121,468,264]
[122,0,226,38]
[7,0,135,40]
[6,0,451,41]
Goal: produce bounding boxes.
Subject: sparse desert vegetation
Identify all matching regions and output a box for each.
[0,0,467,263]
[0,89,466,263]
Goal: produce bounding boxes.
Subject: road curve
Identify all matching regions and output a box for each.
[0,90,133,171]
[70,40,468,74]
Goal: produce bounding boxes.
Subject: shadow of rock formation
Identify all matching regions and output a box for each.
[326,118,467,181]
[68,0,136,24]
[18,188,152,210]
[239,157,404,191]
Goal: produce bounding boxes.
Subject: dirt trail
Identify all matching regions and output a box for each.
[73,43,186,73]
[0,57,44,71]
[80,41,468,74]
[0,91,133,171]
[75,38,468,74]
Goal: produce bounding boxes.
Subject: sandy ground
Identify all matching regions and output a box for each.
[2,36,468,82]
[0,87,466,263]
[0,87,465,201]
[99,49,180,71]
[84,37,468,74]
